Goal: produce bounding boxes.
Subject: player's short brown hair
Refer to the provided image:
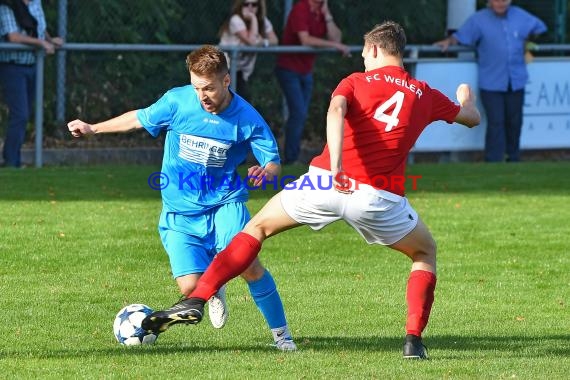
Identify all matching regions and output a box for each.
[186,45,229,77]
[364,21,407,57]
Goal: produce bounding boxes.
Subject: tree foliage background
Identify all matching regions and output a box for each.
[4,0,568,147]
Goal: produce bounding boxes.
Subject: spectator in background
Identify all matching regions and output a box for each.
[275,0,350,164]
[0,0,62,168]
[219,0,278,102]
[435,0,546,162]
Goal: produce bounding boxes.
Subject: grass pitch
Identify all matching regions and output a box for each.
[0,162,569,379]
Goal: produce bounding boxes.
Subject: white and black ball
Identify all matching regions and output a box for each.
[113,304,158,346]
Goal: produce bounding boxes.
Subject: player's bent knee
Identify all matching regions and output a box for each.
[179,284,197,296]
[243,219,270,241]
[240,258,266,282]
[425,236,437,257]
[417,237,437,261]
[176,274,200,296]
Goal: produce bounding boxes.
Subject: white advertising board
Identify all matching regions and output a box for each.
[414,59,570,151]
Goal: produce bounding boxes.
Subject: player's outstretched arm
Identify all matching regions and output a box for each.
[67,110,143,138]
[454,84,480,128]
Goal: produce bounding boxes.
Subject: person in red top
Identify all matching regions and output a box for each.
[143,21,481,359]
[275,0,350,164]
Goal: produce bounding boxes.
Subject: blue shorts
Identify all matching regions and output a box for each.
[158,203,250,278]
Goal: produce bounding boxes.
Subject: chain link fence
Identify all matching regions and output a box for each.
[41,0,454,145]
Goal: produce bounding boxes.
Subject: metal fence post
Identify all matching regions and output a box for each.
[555,0,567,43]
[408,48,418,165]
[229,48,238,90]
[283,0,292,25]
[55,0,68,124]
[281,0,293,127]
[35,50,45,168]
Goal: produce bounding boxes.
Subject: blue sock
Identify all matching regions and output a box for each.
[247,270,287,329]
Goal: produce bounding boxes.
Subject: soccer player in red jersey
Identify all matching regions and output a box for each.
[143,21,481,359]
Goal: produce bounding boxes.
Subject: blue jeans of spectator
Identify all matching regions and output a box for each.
[0,63,35,167]
[480,89,525,162]
[275,67,313,163]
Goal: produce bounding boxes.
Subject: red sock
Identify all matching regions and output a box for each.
[405,270,437,337]
[189,232,261,301]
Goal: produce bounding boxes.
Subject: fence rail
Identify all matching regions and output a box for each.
[1,42,570,167]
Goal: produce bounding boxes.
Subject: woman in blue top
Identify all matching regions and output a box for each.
[435,0,547,162]
[67,45,296,351]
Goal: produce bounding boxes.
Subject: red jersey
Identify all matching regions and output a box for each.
[310,66,460,196]
[276,0,326,74]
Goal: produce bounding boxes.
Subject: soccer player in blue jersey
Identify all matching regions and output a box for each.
[67,45,296,351]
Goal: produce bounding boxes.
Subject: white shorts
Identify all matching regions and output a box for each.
[280,167,418,245]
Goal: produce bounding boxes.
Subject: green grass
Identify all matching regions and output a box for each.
[0,162,569,379]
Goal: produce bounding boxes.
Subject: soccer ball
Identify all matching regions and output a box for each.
[113,304,158,346]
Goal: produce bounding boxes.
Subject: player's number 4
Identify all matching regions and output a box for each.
[373,91,404,132]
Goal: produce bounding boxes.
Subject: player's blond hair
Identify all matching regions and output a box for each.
[364,21,407,58]
[186,45,229,77]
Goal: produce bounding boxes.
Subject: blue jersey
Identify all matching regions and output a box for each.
[137,85,280,215]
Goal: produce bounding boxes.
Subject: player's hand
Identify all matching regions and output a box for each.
[67,119,95,138]
[332,170,353,194]
[247,165,266,187]
[456,83,475,105]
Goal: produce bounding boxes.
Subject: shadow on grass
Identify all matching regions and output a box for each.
[298,335,570,358]
[0,165,301,202]
[1,334,568,360]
